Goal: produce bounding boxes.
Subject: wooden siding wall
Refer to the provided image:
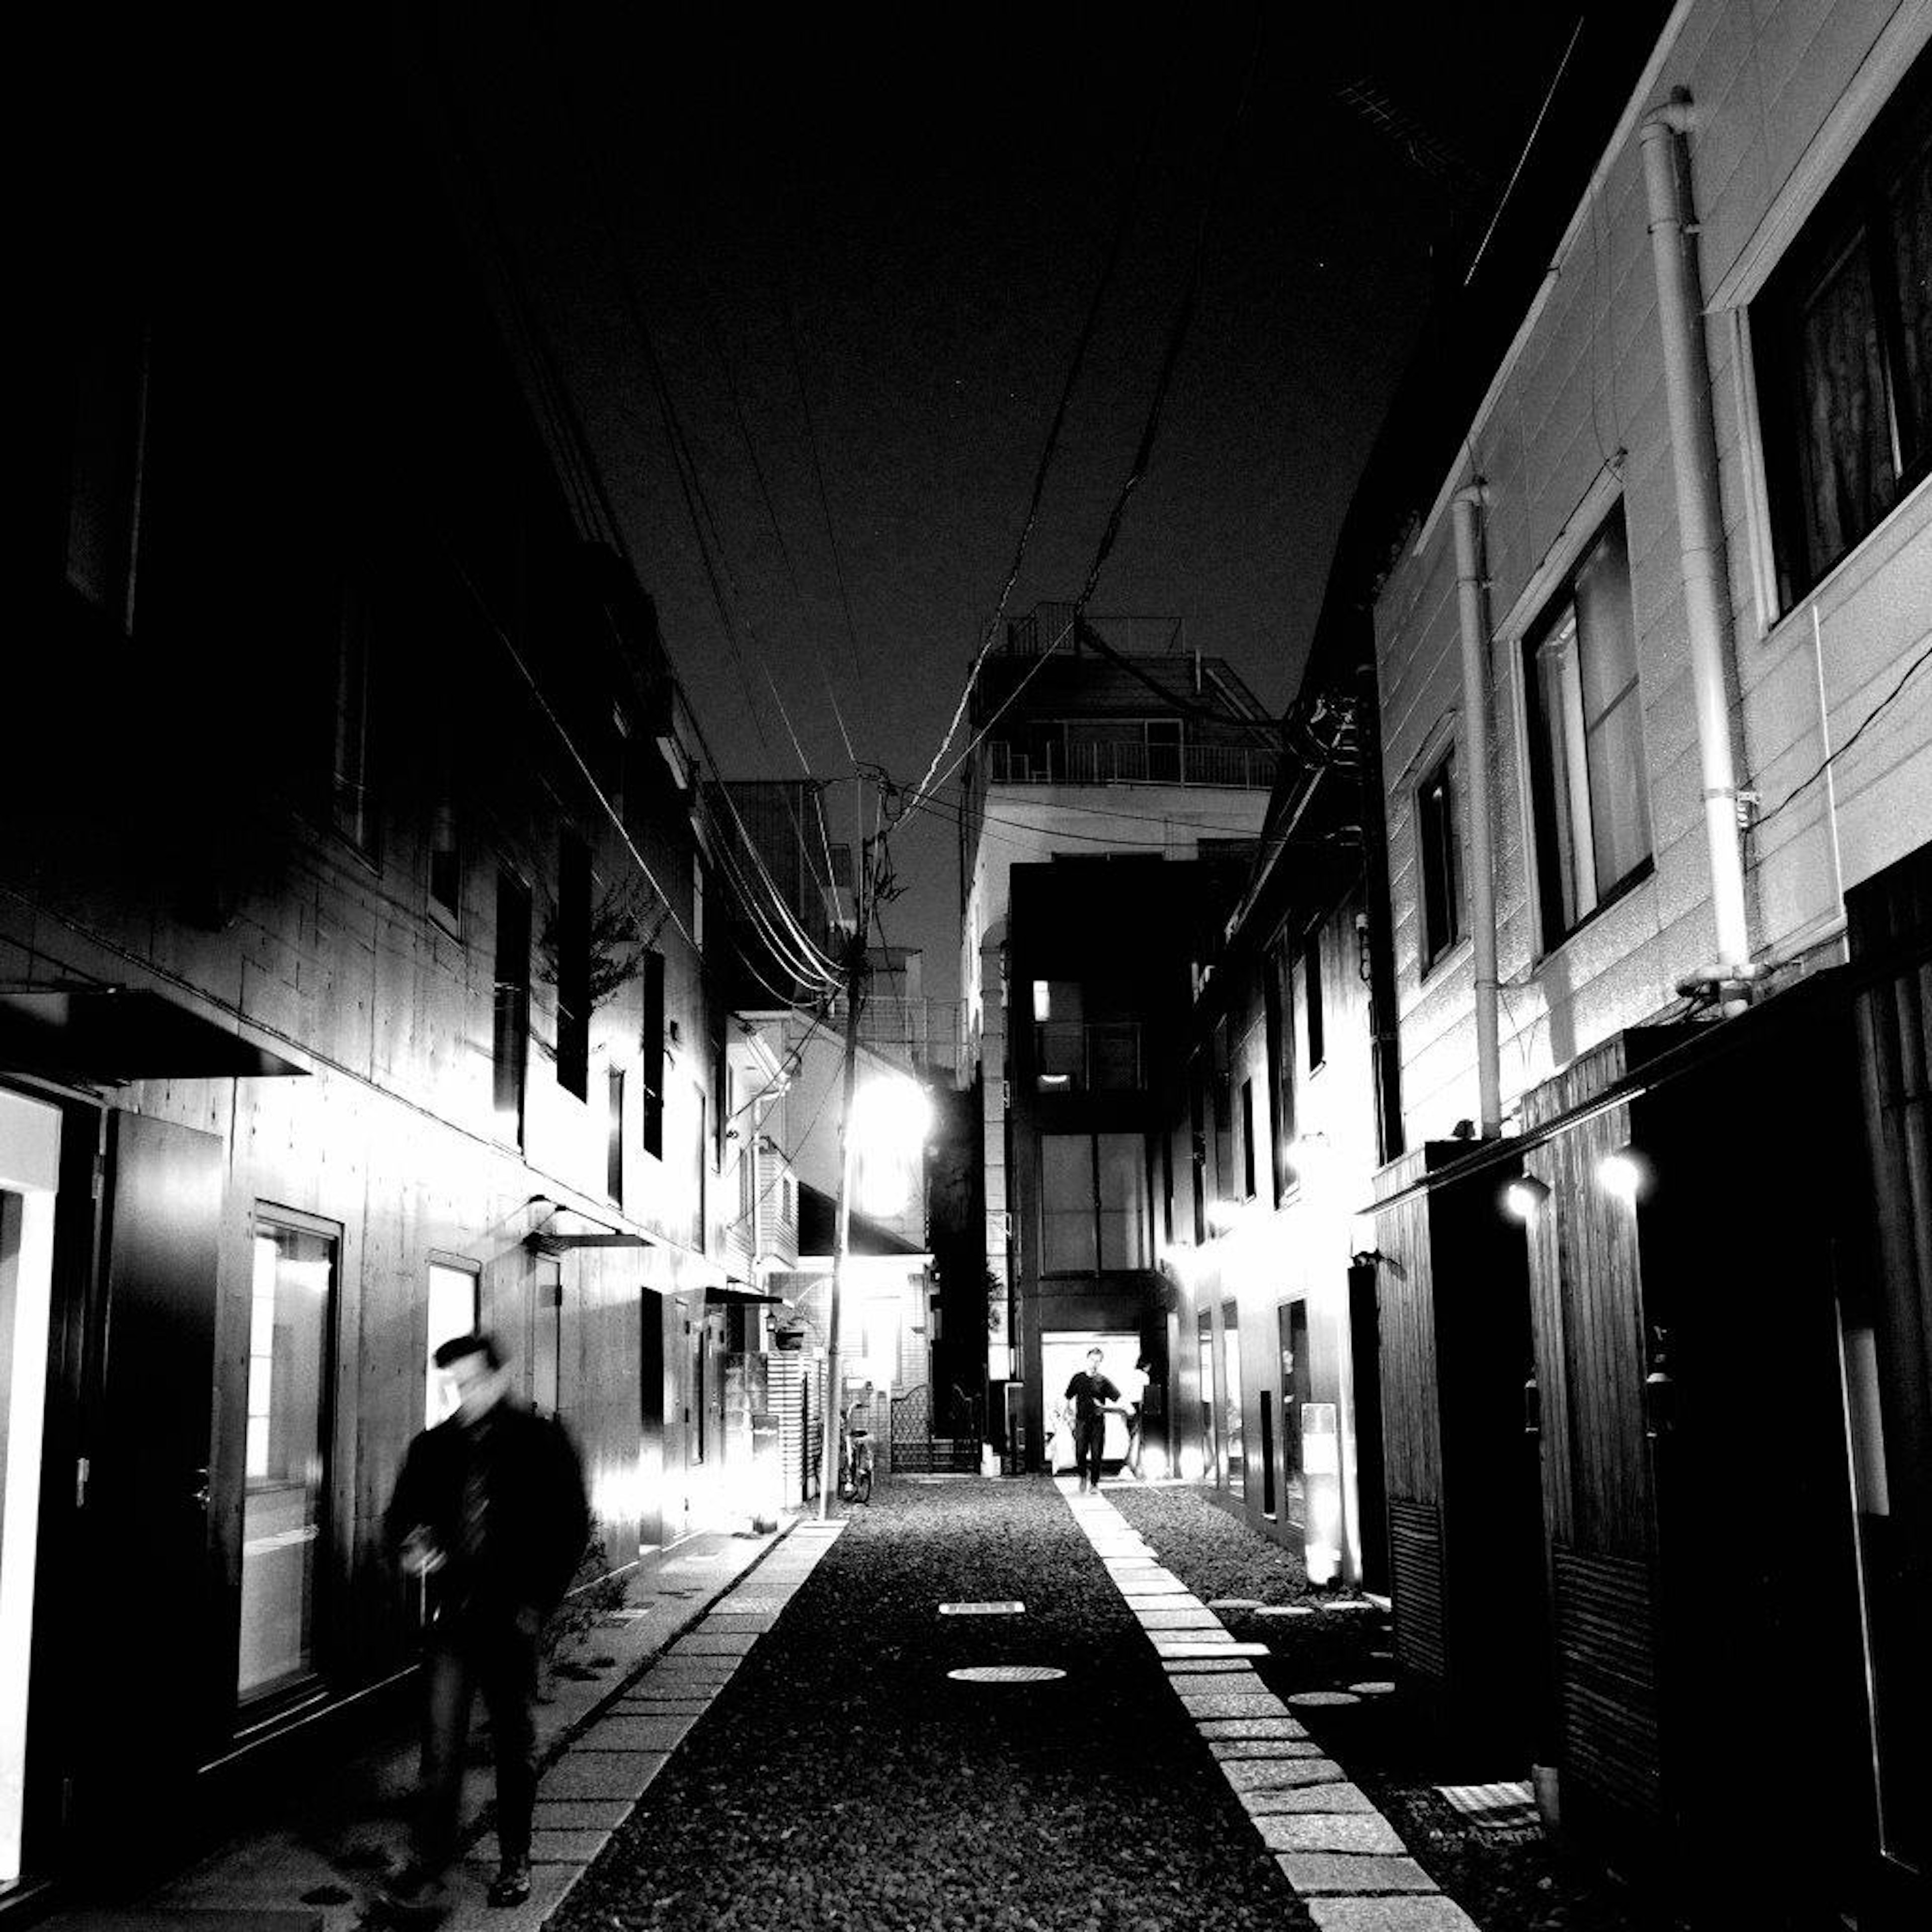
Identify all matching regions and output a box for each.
[1521,1037,1651,1561]
[1371,1149,1441,1506]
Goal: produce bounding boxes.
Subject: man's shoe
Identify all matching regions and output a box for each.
[488,1860,532,1908]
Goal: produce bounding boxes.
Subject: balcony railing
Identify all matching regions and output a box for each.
[986,738,1276,790]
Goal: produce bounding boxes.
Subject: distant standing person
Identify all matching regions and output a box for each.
[1063,1347,1121,1494]
[382,1332,589,1920]
[1118,1352,1152,1479]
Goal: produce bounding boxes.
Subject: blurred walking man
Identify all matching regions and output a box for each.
[382,1332,588,1920]
[1063,1347,1120,1493]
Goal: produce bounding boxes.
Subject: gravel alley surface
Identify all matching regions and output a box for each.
[551,1477,1310,1932]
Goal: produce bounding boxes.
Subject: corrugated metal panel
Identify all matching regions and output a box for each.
[1553,1544,1662,1821]
[1390,1497,1447,1682]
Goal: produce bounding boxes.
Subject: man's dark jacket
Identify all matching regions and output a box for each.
[385,1400,590,1623]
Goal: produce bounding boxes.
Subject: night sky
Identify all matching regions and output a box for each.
[429,5,1596,998]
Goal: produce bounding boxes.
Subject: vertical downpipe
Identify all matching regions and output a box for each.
[1641,94,1753,988]
[1451,487,1504,1138]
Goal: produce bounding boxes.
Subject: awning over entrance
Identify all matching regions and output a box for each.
[706,1283,787,1305]
[0,987,307,1083]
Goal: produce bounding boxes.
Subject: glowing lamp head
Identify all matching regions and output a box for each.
[1598,1145,1650,1205]
[851,1075,931,1148]
[1503,1174,1553,1223]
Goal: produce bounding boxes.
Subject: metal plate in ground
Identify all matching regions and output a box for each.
[939,1601,1025,1615]
[1436,1780,1541,1839]
[948,1665,1066,1683]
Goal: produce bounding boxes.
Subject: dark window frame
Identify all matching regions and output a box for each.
[1038,1130,1150,1275]
[1302,929,1325,1073]
[1520,503,1653,950]
[1416,746,1464,975]
[642,950,666,1158]
[555,833,591,1100]
[1753,46,1932,607]
[492,868,532,1149]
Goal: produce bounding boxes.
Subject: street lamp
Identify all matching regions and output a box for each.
[851,1075,931,1214]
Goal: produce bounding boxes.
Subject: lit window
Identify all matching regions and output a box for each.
[240,1215,336,1703]
[1753,48,1932,604]
[1523,506,1651,943]
[1417,748,1463,973]
[425,1261,479,1426]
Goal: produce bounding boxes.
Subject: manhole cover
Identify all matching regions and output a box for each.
[948,1665,1066,1683]
[939,1601,1024,1615]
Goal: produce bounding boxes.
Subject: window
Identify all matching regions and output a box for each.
[1263,938,1295,1202]
[555,834,591,1100]
[642,950,666,1159]
[239,1213,336,1703]
[532,1263,561,1416]
[607,1068,626,1203]
[1032,979,1141,1093]
[1197,1311,1218,1483]
[1417,748,1463,972]
[1211,1019,1234,1196]
[1240,1078,1257,1199]
[330,582,377,857]
[493,870,531,1148]
[1523,506,1651,943]
[691,1087,707,1251]
[425,1261,479,1426]
[1754,50,1932,603]
[1303,929,1325,1072]
[1189,1074,1207,1243]
[1040,1133,1149,1272]
[1222,1299,1245,1500]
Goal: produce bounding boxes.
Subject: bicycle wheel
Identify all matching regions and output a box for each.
[854,1466,872,1504]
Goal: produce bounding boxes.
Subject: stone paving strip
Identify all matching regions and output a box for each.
[448,1518,850,1930]
[1059,1480,1480,1932]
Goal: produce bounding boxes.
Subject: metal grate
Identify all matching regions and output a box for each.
[1436,1780,1540,1839]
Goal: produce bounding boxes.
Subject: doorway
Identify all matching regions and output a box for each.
[0,1090,59,1890]
[1039,1330,1139,1466]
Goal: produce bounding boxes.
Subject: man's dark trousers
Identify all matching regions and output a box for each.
[416,1610,540,1874]
[1075,1415,1107,1488]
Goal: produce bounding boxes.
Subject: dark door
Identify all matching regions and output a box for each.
[1279,1300,1310,1528]
[81,1111,222,1855]
[1348,1262,1389,1593]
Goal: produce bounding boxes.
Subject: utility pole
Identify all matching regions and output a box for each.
[817,842,872,1521]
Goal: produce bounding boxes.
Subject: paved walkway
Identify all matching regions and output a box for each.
[38,1518,818,1932]
[1061,1478,1480,1932]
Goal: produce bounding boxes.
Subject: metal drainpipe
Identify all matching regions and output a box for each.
[1641,93,1754,991]
[1451,486,1504,1139]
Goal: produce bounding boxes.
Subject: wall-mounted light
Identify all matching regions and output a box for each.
[1598,1145,1650,1205]
[1503,1174,1552,1222]
[1282,1132,1329,1174]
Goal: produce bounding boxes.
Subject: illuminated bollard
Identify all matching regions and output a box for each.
[749,1409,781,1534]
[1301,1401,1342,1586]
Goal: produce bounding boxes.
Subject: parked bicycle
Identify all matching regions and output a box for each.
[838,1406,875,1504]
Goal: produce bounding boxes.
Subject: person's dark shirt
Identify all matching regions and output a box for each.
[385,1399,589,1621]
[1064,1371,1120,1426]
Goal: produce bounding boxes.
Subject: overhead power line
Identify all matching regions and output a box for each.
[912,122,1157,805]
[902,11,1268,835]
